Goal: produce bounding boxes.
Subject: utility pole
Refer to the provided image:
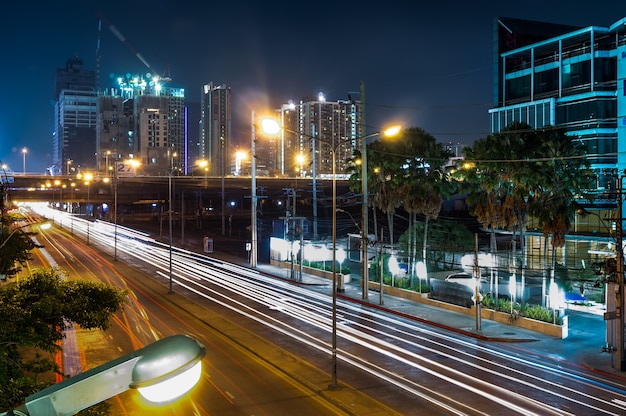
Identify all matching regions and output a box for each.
[360,80,368,301]
[617,177,625,370]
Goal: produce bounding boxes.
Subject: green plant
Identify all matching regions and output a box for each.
[395,277,410,289]
[301,260,350,275]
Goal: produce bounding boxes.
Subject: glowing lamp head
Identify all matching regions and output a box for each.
[130,335,206,403]
[259,117,281,135]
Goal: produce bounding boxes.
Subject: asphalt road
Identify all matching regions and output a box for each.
[25,220,387,415]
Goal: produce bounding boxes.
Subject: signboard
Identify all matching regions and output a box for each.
[203,237,213,253]
[115,161,138,177]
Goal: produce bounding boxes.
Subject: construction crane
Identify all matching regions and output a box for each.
[96,11,171,88]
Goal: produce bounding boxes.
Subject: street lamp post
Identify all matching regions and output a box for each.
[22,148,27,175]
[83,173,93,245]
[257,117,399,387]
[114,173,118,260]
[169,171,173,292]
[70,182,75,234]
[3,334,206,416]
[168,151,177,293]
[250,112,258,268]
[114,159,140,261]
[358,125,401,300]
[618,176,625,371]
[105,150,111,174]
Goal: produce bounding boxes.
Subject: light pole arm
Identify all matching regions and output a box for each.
[4,335,205,416]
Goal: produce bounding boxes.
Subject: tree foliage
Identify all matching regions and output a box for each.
[461,122,595,248]
[0,212,41,277]
[0,267,127,411]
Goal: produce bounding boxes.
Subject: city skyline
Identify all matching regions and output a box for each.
[0,0,621,173]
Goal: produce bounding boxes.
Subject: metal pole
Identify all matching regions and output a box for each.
[168,171,173,294]
[312,126,318,239]
[379,227,384,305]
[250,112,258,268]
[70,186,74,235]
[86,183,90,245]
[360,81,368,301]
[221,140,226,236]
[114,174,118,261]
[299,218,303,281]
[617,177,624,370]
[474,233,482,331]
[330,149,338,389]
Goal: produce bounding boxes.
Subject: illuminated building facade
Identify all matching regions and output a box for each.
[53,56,98,174]
[200,83,232,176]
[490,16,626,194]
[269,94,361,177]
[98,74,186,175]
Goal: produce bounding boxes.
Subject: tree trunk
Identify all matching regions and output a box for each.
[423,216,430,285]
[542,236,548,307]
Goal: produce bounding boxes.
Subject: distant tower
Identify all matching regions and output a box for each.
[200,83,232,176]
[53,55,97,173]
[98,74,185,175]
[277,93,361,177]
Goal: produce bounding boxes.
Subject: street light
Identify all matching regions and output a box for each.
[22,148,27,175]
[250,112,259,267]
[114,159,140,261]
[69,182,75,234]
[258,116,399,388]
[360,124,401,301]
[77,173,93,245]
[85,173,93,245]
[169,151,177,293]
[3,334,206,416]
[105,150,111,174]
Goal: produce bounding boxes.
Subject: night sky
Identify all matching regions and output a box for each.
[0,1,622,173]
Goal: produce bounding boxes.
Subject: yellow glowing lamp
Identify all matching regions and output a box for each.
[259,117,281,135]
[10,335,206,416]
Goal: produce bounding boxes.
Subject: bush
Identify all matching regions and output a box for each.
[301,260,350,275]
[523,304,562,325]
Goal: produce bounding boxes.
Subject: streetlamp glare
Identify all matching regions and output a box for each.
[382,125,402,138]
[260,117,281,135]
[16,335,206,415]
[137,360,202,403]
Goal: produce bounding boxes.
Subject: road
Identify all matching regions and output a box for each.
[22,206,365,415]
[20,203,626,415]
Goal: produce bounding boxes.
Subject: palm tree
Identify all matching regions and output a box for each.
[528,127,595,305]
[371,127,455,285]
[462,122,535,306]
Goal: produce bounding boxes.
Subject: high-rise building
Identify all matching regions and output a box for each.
[269,94,361,178]
[200,83,232,176]
[490,16,626,190]
[98,74,186,175]
[53,56,98,174]
[97,95,135,172]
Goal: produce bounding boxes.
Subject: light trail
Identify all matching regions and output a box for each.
[27,203,626,415]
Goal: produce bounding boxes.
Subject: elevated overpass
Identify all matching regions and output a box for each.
[2,174,356,217]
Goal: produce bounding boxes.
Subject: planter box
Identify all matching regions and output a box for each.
[369,281,568,339]
[270,259,350,283]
